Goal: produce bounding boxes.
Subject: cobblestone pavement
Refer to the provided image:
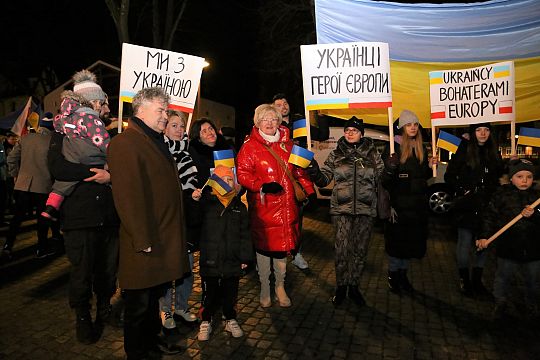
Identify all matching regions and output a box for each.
[1,205,539,360]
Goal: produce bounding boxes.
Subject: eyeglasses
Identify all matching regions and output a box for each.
[344,128,360,134]
[261,118,279,124]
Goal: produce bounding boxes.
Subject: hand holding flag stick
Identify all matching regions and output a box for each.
[476,197,540,251]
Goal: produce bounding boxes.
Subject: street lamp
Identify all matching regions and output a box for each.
[196,61,210,119]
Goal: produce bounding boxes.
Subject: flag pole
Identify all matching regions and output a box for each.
[431,125,437,177]
[117,100,124,134]
[478,197,540,250]
[305,107,312,151]
[388,107,394,154]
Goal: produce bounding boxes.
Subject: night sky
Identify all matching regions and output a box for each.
[0,0,318,136]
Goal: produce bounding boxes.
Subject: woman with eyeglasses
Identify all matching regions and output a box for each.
[237,104,315,308]
[307,116,384,307]
[381,110,437,295]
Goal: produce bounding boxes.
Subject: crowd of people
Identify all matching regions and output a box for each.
[1,73,539,359]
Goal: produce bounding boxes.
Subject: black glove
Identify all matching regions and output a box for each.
[306,159,320,179]
[303,192,318,212]
[385,153,399,171]
[261,182,283,194]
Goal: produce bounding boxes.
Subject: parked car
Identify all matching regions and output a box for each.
[311,127,454,215]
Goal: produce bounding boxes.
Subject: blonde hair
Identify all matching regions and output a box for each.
[166,110,187,126]
[400,128,425,164]
[253,104,282,128]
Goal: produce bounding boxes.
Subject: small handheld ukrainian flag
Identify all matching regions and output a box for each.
[437,131,461,154]
[213,149,235,168]
[204,173,233,196]
[518,127,540,147]
[288,145,314,168]
[292,119,308,138]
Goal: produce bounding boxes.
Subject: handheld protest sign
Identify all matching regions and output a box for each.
[429,61,515,127]
[118,43,206,133]
[300,41,393,143]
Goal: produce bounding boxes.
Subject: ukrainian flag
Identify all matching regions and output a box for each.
[213,149,235,168]
[206,173,233,195]
[292,119,308,138]
[288,145,314,168]
[437,131,461,154]
[518,127,540,147]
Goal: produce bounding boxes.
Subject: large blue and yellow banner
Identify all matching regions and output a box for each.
[314,0,540,127]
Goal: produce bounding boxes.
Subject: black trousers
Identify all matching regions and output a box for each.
[5,191,61,250]
[64,227,119,312]
[201,276,239,321]
[123,284,168,359]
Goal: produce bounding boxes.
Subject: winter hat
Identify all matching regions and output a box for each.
[508,159,535,179]
[397,109,419,129]
[27,112,39,129]
[213,165,234,180]
[469,122,492,134]
[344,116,364,135]
[38,112,54,130]
[72,69,106,103]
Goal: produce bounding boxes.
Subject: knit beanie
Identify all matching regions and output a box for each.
[39,112,54,130]
[469,122,492,134]
[72,70,106,103]
[344,116,364,135]
[508,159,535,179]
[397,109,419,129]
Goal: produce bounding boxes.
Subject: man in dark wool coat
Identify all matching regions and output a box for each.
[108,87,190,359]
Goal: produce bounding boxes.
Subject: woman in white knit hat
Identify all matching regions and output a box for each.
[381,109,437,294]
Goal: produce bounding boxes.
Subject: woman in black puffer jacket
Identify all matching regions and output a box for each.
[308,117,384,307]
[381,110,436,294]
[444,122,504,297]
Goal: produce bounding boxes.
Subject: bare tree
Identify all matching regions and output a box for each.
[104,0,188,50]
[255,0,316,107]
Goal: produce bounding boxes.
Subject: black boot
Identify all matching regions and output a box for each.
[399,269,414,292]
[458,268,474,297]
[347,285,366,307]
[95,297,113,329]
[332,285,347,307]
[387,271,401,294]
[75,309,96,344]
[472,267,492,299]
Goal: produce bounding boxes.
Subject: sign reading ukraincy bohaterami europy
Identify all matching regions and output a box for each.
[119,43,206,113]
[300,42,392,110]
[429,61,515,126]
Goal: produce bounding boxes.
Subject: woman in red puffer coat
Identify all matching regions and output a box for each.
[237,104,314,309]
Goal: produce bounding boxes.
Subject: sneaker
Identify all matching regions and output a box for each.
[41,205,59,222]
[225,319,244,338]
[292,252,309,269]
[160,310,176,329]
[174,308,197,323]
[198,321,212,341]
[35,248,55,259]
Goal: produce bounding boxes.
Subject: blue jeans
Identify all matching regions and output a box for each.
[493,258,540,305]
[456,227,487,269]
[388,256,410,272]
[159,253,194,312]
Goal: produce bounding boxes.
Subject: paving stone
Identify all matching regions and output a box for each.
[2,208,540,358]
